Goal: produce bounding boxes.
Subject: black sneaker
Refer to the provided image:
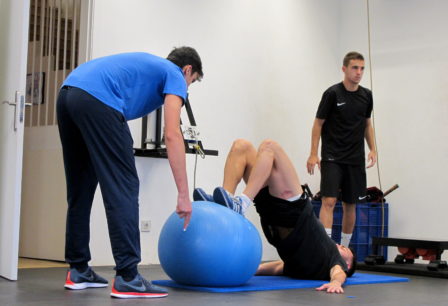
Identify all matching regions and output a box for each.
[111,274,168,299]
[64,267,108,290]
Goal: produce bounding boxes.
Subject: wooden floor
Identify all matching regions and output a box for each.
[18,257,68,269]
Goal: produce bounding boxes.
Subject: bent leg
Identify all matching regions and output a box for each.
[222,139,257,194]
[243,139,302,200]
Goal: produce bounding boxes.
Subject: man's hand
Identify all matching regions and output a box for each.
[307,155,321,175]
[366,150,377,168]
[316,281,344,294]
[176,194,192,231]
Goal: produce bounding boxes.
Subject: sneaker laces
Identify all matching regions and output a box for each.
[230,196,244,214]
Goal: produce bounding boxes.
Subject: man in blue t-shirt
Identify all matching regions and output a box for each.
[57,47,203,299]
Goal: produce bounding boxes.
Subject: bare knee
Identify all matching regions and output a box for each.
[258,139,280,155]
[322,197,337,210]
[230,139,255,155]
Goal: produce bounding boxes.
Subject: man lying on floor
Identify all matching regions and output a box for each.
[193,139,356,294]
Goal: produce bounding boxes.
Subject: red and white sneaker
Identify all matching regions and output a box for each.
[64,267,108,290]
[111,274,168,299]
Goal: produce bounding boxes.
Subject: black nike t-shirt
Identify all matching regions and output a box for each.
[316,82,373,165]
[278,201,347,280]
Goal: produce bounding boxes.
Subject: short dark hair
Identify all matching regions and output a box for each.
[346,247,357,277]
[343,51,364,67]
[167,46,203,81]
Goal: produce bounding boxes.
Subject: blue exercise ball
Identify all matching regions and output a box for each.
[158,201,262,287]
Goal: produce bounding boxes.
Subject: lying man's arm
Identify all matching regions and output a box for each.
[315,265,347,294]
[255,260,284,276]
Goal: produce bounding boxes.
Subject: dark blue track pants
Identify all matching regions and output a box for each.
[57,86,140,276]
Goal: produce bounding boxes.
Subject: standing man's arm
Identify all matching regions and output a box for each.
[365,118,377,168]
[307,118,325,175]
[164,94,192,230]
[315,265,347,294]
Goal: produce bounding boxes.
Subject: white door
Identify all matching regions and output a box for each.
[0,0,30,280]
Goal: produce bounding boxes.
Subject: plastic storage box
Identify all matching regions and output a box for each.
[312,201,388,262]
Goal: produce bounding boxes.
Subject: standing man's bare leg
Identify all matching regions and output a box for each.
[341,202,356,247]
[320,196,337,238]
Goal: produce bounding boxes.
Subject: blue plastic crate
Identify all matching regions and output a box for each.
[312,201,388,262]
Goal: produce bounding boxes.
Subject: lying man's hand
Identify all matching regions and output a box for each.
[316,281,344,294]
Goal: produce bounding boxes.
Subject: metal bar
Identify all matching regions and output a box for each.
[184,95,197,126]
[155,108,162,148]
[141,115,148,149]
[134,148,218,159]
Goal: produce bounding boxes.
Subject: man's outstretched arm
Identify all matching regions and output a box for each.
[315,265,347,294]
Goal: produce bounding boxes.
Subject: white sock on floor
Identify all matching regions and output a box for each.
[341,232,352,247]
[325,228,332,238]
[239,194,253,213]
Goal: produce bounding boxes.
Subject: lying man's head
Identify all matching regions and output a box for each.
[336,244,357,277]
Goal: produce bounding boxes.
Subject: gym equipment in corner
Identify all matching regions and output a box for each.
[360,237,448,278]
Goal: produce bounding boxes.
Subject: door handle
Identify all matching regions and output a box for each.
[2,91,26,131]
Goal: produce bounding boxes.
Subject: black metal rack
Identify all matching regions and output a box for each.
[134,96,218,159]
[360,237,448,278]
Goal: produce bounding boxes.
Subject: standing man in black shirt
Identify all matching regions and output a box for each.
[193,139,356,294]
[307,51,377,248]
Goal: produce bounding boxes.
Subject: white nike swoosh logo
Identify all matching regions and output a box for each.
[358,196,367,200]
[130,283,146,291]
[125,280,146,291]
[337,102,346,106]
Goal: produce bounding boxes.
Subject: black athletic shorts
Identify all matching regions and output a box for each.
[254,187,309,247]
[320,161,366,203]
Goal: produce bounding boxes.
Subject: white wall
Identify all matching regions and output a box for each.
[341,0,448,261]
[84,0,448,266]
[87,0,341,266]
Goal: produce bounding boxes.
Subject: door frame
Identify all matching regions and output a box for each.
[0,0,94,280]
[0,0,31,281]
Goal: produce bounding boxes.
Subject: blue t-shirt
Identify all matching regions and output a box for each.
[63,52,187,120]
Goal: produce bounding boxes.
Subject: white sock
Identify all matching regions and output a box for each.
[341,232,352,247]
[287,193,302,202]
[325,228,332,238]
[239,193,253,213]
